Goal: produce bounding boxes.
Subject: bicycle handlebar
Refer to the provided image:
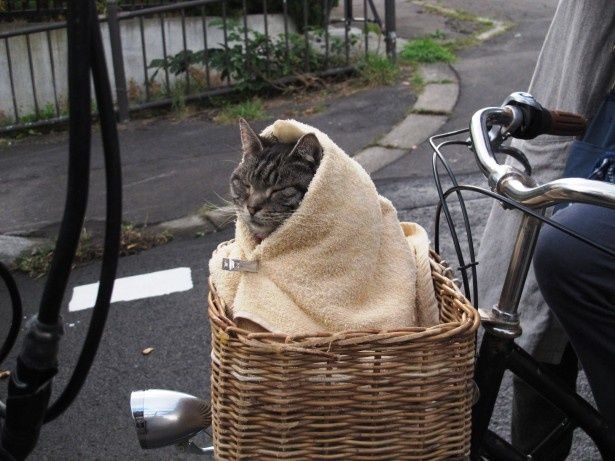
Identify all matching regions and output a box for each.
[547,109,587,137]
[469,105,615,209]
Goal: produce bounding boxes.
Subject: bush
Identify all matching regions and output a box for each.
[148,19,352,93]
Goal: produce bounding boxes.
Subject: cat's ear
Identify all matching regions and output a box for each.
[238,118,263,159]
[289,133,322,165]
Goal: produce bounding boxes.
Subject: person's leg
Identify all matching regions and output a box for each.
[533,203,615,428]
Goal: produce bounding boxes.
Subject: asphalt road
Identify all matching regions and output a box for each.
[0,84,415,236]
[0,178,599,460]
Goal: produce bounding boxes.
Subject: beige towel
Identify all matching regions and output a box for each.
[209,119,439,335]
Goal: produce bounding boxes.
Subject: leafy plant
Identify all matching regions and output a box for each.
[400,37,455,63]
[148,19,355,94]
[40,103,57,120]
[18,113,38,124]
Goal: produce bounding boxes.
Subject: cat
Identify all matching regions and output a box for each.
[230,118,322,242]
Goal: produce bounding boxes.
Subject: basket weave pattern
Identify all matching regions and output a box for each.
[208,252,479,460]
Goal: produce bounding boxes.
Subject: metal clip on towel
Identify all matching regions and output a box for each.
[222,258,259,273]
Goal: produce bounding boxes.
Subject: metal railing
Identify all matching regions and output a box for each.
[0,0,396,134]
[0,0,168,22]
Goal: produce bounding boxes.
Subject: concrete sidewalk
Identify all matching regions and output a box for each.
[0,83,417,236]
[0,0,467,263]
[0,0,541,258]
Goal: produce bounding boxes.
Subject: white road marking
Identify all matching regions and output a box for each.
[68,267,193,312]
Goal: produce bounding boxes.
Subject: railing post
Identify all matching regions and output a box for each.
[384,0,396,62]
[107,0,129,122]
[344,0,352,24]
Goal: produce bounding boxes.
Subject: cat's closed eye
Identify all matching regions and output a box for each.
[271,187,300,198]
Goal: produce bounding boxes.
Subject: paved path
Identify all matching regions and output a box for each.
[0,84,415,237]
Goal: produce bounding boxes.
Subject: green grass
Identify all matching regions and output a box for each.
[171,81,187,113]
[357,53,399,86]
[214,98,265,124]
[18,113,38,124]
[40,103,57,120]
[13,243,56,278]
[400,38,455,63]
[365,22,382,35]
[409,69,426,92]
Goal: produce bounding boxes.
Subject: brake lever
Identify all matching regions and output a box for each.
[494,145,532,176]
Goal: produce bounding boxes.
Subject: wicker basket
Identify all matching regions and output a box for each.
[208,251,479,460]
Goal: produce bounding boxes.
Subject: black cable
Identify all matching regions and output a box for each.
[429,130,615,309]
[44,5,122,422]
[37,0,93,326]
[429,133,479,305]
[437,185,615,259]
[0,262,22,365]
[0,2,94,457]
[428,128,471,260]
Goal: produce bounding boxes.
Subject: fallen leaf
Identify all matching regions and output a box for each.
[0,370,10,379]
[142,347,155,355]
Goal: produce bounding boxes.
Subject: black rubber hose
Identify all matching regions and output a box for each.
[44,5,122,423]
[37,0,92,326]
[0,2,92,458]
[0,262,22,365]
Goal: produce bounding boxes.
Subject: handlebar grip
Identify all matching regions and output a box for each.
[546,110,587,137]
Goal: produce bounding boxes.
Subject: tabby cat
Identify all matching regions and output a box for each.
[230,118,322,241]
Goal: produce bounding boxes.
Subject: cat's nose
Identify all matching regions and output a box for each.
[247,205,261,216]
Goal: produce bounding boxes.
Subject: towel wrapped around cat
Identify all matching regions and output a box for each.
[209,119,440,335]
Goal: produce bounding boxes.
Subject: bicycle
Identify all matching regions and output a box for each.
[127,92,615,459]
[430,91,615,460]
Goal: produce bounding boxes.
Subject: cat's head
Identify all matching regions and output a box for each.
[230,118,322,241]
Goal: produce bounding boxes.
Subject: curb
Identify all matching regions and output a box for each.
[185,62,460,237]
[0,66,461,267]
[1,58,462,268]
[352,62,459,174]
[123,63,460,242]
[0,235,51,267]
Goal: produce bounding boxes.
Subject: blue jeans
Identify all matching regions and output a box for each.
[533,203,615,429]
